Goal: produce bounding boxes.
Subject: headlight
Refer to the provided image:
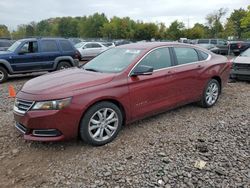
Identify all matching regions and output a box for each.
[32,98,71,110]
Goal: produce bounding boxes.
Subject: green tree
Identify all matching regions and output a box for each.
[187,23,208,39]
[226,8,247,39]
[241,5,250,38]
[155,23,167,39]
[57,17,79,37]
[12,25,26,39]
[206,8,227,38]
[134,22,158,40]
[36,20,52,36]
[81,13,108,38]
[166,20,185,40]
[101,17,136,39]
[0,25,10,38]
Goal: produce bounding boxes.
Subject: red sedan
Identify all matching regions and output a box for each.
[13,42,231,146]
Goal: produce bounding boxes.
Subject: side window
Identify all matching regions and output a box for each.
[85,43,93,48]
[92,43,102,48]
[197,50,209,60]
[174,47,199,65]
[211,39,217,45]
[218,40,227,45]
[41,40,59,52]
[198,39,209,44]
[60,40,73,51]
[20,41,38,53]
[138,48,172,70]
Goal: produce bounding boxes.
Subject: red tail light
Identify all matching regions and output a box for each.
[237,43,242,49]
[75,50,81,60]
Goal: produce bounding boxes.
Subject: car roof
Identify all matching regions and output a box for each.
[18,37,67,42]
[116,42,206,51]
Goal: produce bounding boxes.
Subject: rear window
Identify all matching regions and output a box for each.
[198,50,209,60]
[59,40,73,51]
[198,39,209,44]
[174,47,199,65]
[41,40,59,52]
[211,39,217,44]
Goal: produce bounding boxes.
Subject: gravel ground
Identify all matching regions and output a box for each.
[0,76,249,188]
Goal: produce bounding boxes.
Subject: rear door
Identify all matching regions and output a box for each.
[91,43,104,56]
[171,47,206,102]
[128,47,179,119]
[40,40,61,69]
[82,43,95,57]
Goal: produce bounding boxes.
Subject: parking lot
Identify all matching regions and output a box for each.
[0,76,249,187]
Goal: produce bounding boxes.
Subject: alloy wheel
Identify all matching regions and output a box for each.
[88,108,119,142]
[205,82,219,106]
[0,70,3,81]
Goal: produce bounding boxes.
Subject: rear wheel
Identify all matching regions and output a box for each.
[199,79,220,108]
[57,61,72,70]
[79,102,123,146]
[0,67,8,83]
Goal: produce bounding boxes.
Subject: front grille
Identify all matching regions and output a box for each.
[15,122,28,134]
[14,98,34,114]
[233,63,250,71]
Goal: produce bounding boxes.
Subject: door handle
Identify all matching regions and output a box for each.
[197,65,204,69]
[165,70,174,77]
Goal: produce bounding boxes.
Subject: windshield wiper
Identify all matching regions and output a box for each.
[84,68,100,72]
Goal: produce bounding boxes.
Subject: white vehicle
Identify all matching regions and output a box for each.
[231,48,250,81]
[75,42,108,60]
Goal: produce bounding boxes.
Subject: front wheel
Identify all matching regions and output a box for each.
[79,102,123,146]
[199,79,220,108]
[0,67,8,83]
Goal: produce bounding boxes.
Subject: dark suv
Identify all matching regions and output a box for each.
[0,38,80,83]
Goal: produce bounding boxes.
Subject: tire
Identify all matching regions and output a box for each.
[79,102,123,146]
[0,67,8,83]
[199,79,220,108]
[56,61,72,70]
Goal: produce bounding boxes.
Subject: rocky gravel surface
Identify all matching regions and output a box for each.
[0,76,249,188]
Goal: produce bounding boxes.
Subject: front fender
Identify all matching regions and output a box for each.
[0,59,14,74]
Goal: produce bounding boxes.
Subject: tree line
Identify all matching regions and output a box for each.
[0,5,250,41]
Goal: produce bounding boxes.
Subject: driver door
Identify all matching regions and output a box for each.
[128,47,179,120]
[11,41,43,72]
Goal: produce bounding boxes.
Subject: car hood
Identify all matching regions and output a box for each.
[234,56,250,64]
[0,51,12,56]
[21,68,115,95]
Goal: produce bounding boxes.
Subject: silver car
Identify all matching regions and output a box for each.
[75,42,108,60]
[231,48,250,81]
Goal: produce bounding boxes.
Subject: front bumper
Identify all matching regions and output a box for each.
[230,69,250,80]
[13,106,82,142]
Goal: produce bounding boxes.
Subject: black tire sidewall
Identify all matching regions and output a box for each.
[201,79,220,108]
[79,102,123,146]
[0,67,8,83]
[57,61,71,70]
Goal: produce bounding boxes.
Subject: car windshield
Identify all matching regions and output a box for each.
[75,42,85,48]
[240,48,250,57]
[7,41,21,52]
[83,48,142,73]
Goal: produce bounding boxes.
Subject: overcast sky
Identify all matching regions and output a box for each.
[0,0,249,30]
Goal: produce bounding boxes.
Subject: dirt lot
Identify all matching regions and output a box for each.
[0,76,249,188]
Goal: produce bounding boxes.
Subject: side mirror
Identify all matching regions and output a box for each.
[131,65,153,76]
